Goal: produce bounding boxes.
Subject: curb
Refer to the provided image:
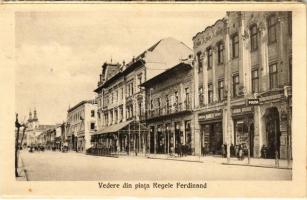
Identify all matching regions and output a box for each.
[222,162,292,170]
[147,156,203,163]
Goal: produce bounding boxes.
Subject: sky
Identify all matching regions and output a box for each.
[15,7,225,124]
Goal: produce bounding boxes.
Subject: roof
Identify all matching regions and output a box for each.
[141,62,192,88]
[94,37,192,92]
[68,99,96,113]
[192,18,226,40]
[95,120,133,135]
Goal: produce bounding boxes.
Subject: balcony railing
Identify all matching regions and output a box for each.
[146,102,192,119]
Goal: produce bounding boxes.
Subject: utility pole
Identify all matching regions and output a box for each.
[225,16,231,163]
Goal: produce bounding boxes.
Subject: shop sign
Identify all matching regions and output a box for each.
[199,110,222,120]
[247,99,259,106]
[232,106,253,115]
[259,93,283,102]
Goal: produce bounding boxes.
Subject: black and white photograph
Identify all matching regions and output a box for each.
[1,2,306,198]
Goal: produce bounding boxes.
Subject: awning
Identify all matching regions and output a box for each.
[95,120,133,135]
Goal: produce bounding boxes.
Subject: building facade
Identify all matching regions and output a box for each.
[192,11,292,159]
[142,61,194,155]
[93,37,192,155]
[66,100,97,153]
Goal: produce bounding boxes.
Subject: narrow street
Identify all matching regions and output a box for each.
[20,150,291,181]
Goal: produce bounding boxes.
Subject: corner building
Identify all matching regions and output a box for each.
[192,11,292,159]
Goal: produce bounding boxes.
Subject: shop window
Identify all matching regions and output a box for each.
[208,83,213,103]
[269,63,278,89]
[218,79,224,101]
[217,42,224,65]
[197,52,203,73]
[207,47,213,69]
[268,15,277,44]
[231,33,239,59]
[233,74,240,97]
[250,24,258,51]
[185,121,192,147]
[252,69,259,93]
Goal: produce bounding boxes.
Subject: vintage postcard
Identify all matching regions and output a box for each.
[0,2,306,198]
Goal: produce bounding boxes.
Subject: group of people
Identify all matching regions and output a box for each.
[221,143,249,160]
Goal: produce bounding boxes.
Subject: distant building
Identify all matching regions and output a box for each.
[66,100,97,153]
[192,11,292,158]
[24,109,55,147]
[93,37,192,155]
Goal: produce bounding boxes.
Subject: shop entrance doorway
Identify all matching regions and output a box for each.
[201,123,223,155]
[265,107,280,159]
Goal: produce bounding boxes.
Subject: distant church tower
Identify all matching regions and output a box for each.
[28,108,39,129]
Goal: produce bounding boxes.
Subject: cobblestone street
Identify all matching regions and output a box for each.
[19,150,292,181]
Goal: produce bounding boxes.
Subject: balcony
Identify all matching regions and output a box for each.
[146,102,192,120]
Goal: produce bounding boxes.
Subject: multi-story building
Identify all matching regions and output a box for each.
[192,11,292,159]
[93,37,192,155]
[141,60,194,155]
[66,100,97,153]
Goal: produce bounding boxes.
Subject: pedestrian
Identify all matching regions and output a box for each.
[239,144,244,160]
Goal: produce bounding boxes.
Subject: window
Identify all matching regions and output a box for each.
[131,105,134,117]
[174,91,179,110]
[138,102,142,116]
[91,110,95,117]
[268,15,277,44]
[208,83,213,103]
[233,74,240,97]
[115,110,118,124]
[138,74,142,86]
[207,47,213,69]
[166,95,170,113]
[131,82,134,95]
[250,25,258,51]
[232,33,239,58]
[199,87,204,106]
[217,42,224,64]
[252,69,259,93]
[197,52,203,73]
[218,79,224,101]
[150,100,153,110]
[269,63,278,89]
[289,57,292,85]
[185,88,190,106]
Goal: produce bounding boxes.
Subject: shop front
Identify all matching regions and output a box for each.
[90,120,149,156]
[199,110,223,156]
[232,105,254,157]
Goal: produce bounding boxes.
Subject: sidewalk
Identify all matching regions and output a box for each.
[146,154,292,169]
[222,157,292,169]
